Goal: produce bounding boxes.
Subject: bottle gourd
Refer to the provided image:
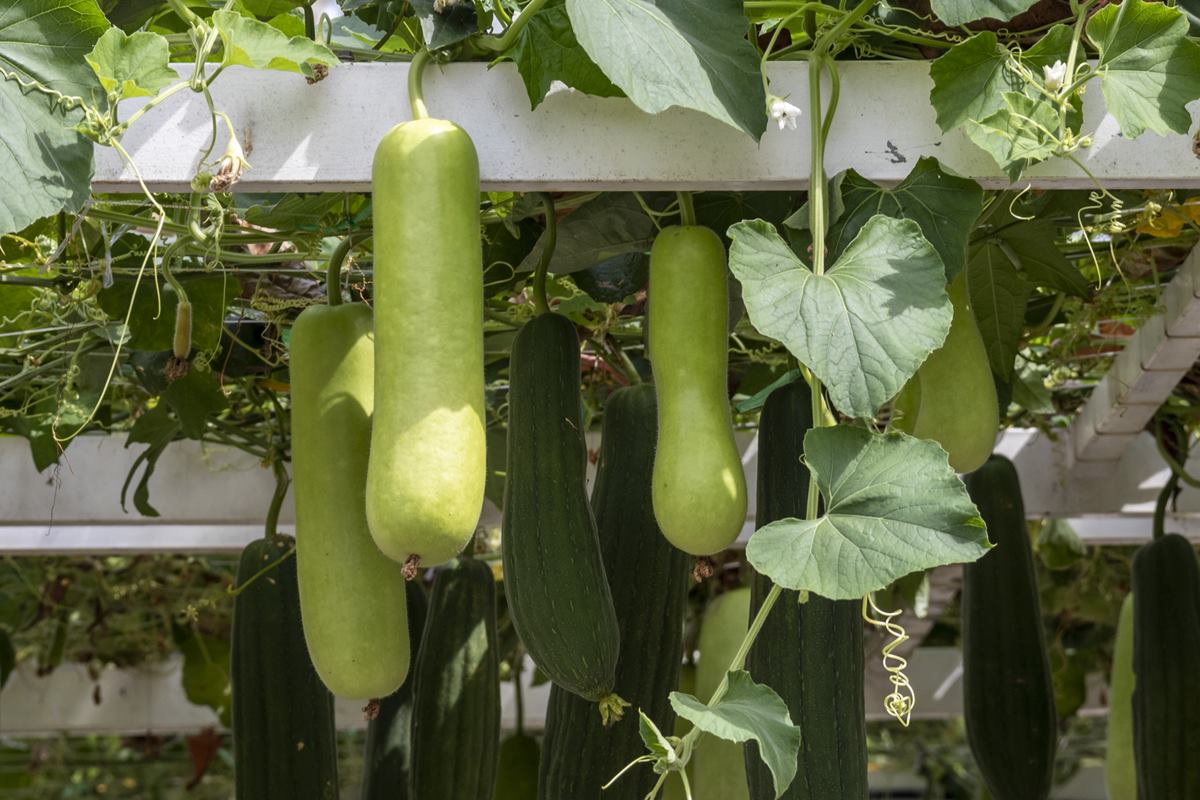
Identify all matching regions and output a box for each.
[367,117,486,569]
[291,302,410,700]
[648,225,747,555]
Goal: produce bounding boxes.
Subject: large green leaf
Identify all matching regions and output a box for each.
[565,0,766,139]
[963,92,1060,182]
[214,10,338,74]
[85,27,177,103]
[745,426,990,600]
[822,158,984,281]
[670,670,801,798]
[173,622,232,726]
[727,216,951,419]
[965,243,1030,377]
[518,193,658,275]
[0,0,107,235]
[504,0,619,108]
[930,0,1040,25]
[1088,0,1200,137]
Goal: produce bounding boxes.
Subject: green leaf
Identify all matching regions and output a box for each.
[1087,0,1200,138]
[823,158,984,281]
[995,221,1089,297]
[571,252,648,302]
[929,32,1012,132]
[963,92,1060,181]
[637,710,677,766]
[173,622,232,726]
[930,0,1039,25]
[670,670,800,798]
[1011,362,1054,413]
[565,0,766,139]
[504,0,620,108]
[965,243,1030,377]
[0,0,108,235]
[163,371,229,439]
[745,426,990,599]
[518,193,658,275]
[1037,518,1086,570]
[213,10,339,74]
[727,216,951,419]
[411,0,479,50]
[85,27,176,103]
[97,274,235,353]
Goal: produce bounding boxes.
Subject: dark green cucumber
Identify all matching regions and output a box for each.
[539,384,690,800]
[232,536,338,800]
[496,733,540,800]
[362,579,428,800]
[410,557,500,799]
[963,456,1056,800]
[501,313,621,705]
[745,378,867,800]
[1132,533,1200,800]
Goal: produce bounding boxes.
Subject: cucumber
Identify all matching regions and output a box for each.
[745,378,867,800]
[410,557,501,799]
[231,537,338,800]
[368,117,486,569]
[362,580,428,800]
[496,733,540,800]
[962,456,1056,800]
[539,384,690,800]
[1131,533,1200,800]
[648,225,747,555]
[501,312,621,705]
[1105,593,1135,800]
[692,587,751,800]
[892,272,998,473]
[291,302,410,699]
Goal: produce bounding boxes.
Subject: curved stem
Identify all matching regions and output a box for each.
[408,48,432,120]
[327,236,354,306]
[475,0,553,52]
[532,193,556,315]
[1152,470,1178,541]
[676,191,697,227]
[264,459,290,542]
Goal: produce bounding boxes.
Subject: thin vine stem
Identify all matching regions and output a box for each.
[532,193,556,315]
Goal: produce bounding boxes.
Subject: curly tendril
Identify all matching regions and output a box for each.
[862,593,915,727]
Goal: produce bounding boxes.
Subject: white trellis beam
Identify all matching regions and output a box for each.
[5,429,1200,555]
[1070,245,1200,464]
[92,62,1200,194]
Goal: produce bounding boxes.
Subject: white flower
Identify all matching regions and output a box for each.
[209,134,250,192]
[1043,60,1068,92]
[769,97,802,131]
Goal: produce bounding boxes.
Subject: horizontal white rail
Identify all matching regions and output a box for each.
[93,62,1200,193]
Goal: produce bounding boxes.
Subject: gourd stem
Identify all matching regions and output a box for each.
[677,191,697,227]
[475,0,553,52]
[264,459,290,543]
[327,236,353,306]
[532,193,556,315]
[408,48,432,120]
[1152,471,1178,541]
